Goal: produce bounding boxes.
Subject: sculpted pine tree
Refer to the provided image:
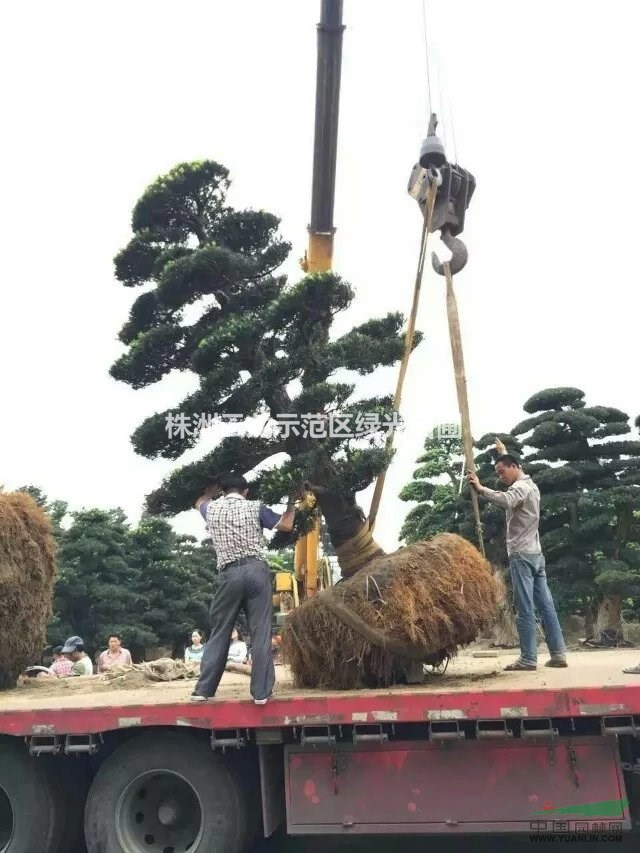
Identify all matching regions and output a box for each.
[512,387,640,643]
[111,161,418,570]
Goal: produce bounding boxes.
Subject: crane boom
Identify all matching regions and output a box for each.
[295,0,345,598]
[307,0,345,271]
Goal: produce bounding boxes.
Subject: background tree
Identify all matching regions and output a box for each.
[400,427,521,645]
[111,160,419,571]
[127,517,217,656]
[17,485,67,538]
[512,387,640,643]
[22,486,219,659]
[399,426,522,562]
[50,508,156,657]
[266,549,294,574]
[399,428,465,544]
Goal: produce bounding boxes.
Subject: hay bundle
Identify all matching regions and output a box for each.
[282,533,500,689]
[0,492,57,690]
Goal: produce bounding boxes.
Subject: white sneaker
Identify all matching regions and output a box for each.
[190,694,210,703]
[254,694,272,706]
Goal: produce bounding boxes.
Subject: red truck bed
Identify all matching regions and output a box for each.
[2,649,639,736]
[2,649,639,849]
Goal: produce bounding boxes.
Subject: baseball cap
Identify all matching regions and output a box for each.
[61,636,84,653]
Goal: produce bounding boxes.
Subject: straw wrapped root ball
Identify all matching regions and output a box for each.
[0,492,57,690]
[282,533,500,689]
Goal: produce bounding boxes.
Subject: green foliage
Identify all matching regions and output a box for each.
[27,489,218,659]
[400,390,640,638]
[266,549,295,574]
[512,387,640,632]
[523,388,586,414]
[111,161,421,546]
[399,435,461,542]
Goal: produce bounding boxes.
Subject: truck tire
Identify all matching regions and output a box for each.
[0,741,63,853]
[42,756,91,853]
[84,732,247,853]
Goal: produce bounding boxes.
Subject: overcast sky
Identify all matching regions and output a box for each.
[1,0,638,551]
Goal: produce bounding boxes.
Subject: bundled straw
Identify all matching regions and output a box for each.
[0,492,57,690]
[282,533,500,689]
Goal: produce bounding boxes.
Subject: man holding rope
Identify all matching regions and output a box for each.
[468,452,567,672]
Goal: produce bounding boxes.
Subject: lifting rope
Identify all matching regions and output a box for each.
[440,259,485,558]
[368,124,485,558]
[368,177,438,529]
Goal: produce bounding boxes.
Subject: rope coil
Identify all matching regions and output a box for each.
[335,521,383,576]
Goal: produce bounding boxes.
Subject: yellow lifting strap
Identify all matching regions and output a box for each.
[335,520,382,575]
[368,178,438,530]
[367,182,485,558]
[442,259,485,558]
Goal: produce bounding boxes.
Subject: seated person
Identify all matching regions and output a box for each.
[227,628,248,664]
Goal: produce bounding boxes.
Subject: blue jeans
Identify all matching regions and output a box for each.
[510,553,566,665]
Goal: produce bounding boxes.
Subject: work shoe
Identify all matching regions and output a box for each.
[504,659,536,671]
[545,657,568,668]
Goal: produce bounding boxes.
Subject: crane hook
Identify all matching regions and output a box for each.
[431,226,468,276]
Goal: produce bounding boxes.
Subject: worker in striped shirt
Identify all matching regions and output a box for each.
[190,475,296,705]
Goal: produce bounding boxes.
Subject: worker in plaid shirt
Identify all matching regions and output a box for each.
[191,475,297,705]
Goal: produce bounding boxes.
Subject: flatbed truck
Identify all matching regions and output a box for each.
[1,649,640,852]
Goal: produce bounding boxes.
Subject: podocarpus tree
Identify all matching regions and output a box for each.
[512,387,640,642]
[111,161,418,571]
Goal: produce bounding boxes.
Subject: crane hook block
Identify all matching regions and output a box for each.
[419,133,447,170]
[407,160,476,239]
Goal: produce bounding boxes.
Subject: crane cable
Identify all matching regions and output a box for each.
[369,4,485,554]
[368,178,437,529]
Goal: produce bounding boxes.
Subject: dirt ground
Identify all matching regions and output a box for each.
[1,647,639,712]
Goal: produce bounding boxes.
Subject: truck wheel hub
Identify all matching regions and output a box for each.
[116,770,204,852]
[157,798,180,827]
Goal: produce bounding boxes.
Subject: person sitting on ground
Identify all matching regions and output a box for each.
[227,628,248,665]
[185,630,206,664]
[97,634,132,672]
[61,636,94,676]
[48,645,73,678]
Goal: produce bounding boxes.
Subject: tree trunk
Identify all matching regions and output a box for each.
[584,603,595,640]
[490,568,520,648]
[316,490,385,577]
[594,595,624,645]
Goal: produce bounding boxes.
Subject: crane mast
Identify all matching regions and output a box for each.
[295,0,345,598]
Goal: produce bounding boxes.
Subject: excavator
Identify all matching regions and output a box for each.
[272,0,476,619]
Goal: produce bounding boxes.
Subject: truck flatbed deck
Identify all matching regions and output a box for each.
[2,649,640,737]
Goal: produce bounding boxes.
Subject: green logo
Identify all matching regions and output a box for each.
[535,798,628,817]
